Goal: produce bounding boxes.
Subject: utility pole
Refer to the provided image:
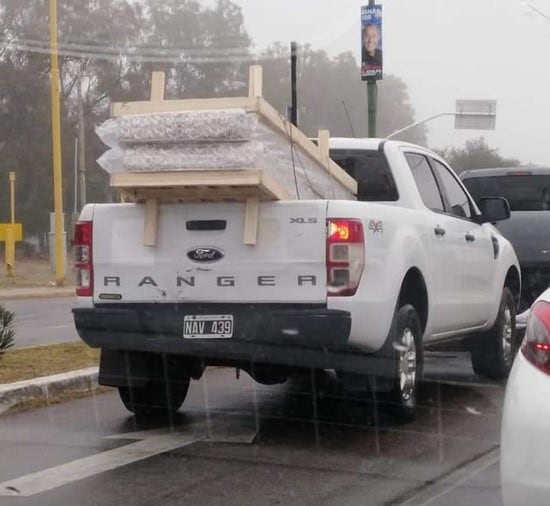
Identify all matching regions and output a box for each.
[49,0,65,285]
[73,136,78,214]
[9,172,15,227]
[77,74,87,210]
[367,0,377,138]
[290,41,298,128]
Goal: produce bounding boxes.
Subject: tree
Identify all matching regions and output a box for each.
[260,44,427,144]
[0,0,252,235]
[0,2,425,240]
[0,305,15,356]
[439,138,521,174]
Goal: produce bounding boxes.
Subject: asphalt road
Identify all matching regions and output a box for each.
[0,352,505,506]
[4,298,78,348]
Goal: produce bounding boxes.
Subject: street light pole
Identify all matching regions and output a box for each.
[74,136,78,214]
[77,74,87,210]
[49,0,65,285]
[385,111,497,140]
[386,112,457,139]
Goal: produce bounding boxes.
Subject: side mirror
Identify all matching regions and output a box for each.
[478,197,511,223]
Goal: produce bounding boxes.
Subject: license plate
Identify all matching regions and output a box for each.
[183,315,233,339]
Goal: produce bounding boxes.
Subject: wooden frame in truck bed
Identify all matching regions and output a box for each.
[108,65,357,246]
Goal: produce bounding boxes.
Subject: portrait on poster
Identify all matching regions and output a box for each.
[361,5,383,80]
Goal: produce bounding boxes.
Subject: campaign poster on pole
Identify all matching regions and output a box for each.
[361,4,383,80]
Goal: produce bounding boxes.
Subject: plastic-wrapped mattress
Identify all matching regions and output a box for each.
[96,109,355,201]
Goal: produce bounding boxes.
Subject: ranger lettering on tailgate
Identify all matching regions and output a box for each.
[103,275,318,288]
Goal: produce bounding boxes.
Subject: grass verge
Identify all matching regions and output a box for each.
[0,257,70,288]
[0,341,100,384]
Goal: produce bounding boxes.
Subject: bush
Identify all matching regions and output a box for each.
[0,306,15,356]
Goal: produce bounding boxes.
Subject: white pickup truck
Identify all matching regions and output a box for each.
[73,138,520,420]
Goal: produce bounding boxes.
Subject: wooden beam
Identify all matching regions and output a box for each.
[110,170,289,199]
[243,197,259,246]
[257,99,358,194]
[318,129,330,163]
[143,198,159,247]
[150,71,166,101]
[111,169,263,189]
[248,65,263,99]
[110,97,255,117]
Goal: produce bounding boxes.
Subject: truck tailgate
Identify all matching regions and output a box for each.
[91,201,328,304]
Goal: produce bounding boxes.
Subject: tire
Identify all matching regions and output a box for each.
[470,287,517,379]
[118,377,190,417]
[381,304,424,422]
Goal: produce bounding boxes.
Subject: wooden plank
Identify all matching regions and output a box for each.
[256,99,358,194]
[258,171,292,200]
[143,199,159,247]
[111,170,264,189]
[243,197,259,246]
[112,169,291,204]
[318,129,330,161]
[150,71,166,101]
[132,187,273,202]
[248,65,263,99]
[110,97,255,117]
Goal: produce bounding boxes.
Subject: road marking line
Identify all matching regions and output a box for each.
[397,448,500,506]
[0,419,256,497]
[0,434,202,497]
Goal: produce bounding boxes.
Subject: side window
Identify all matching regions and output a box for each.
[431,159,473,219]
[405,153,444,211]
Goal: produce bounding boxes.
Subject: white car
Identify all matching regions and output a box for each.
[501,288,550,505]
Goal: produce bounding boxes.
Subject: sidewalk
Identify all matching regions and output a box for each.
[0,367,100,414]
[0,286,75,300]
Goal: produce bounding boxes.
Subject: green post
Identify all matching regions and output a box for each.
[367,79,377,138]
[366,0,378,138]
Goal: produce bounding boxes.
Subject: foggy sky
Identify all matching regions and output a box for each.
[233,0,550,165]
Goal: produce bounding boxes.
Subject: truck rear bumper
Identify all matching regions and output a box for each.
[72,304,392,376]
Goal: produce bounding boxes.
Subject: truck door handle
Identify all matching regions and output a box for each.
[465,233,475,242]
[434,226,446,236]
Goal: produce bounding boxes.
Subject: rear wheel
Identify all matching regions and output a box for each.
[470,287,517,379]
[118,378,190,417]
[382,304,424,422]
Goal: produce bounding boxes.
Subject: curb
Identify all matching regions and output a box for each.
[0,287,75,301]
[0,367,99,414]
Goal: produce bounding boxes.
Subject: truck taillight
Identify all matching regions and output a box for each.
[522,301,550,375]
[73,221,93,297]
[326,219,365,297]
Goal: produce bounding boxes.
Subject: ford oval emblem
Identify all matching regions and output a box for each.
[187,247,224,263]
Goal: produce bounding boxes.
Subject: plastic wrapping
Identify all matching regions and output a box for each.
[96,109,252,146]
[122,142,263,171]
[96,108,355,201]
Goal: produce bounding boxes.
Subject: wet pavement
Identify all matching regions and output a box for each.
[0,352,504,506]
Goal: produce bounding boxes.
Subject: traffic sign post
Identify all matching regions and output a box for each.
[2,172,22,277]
